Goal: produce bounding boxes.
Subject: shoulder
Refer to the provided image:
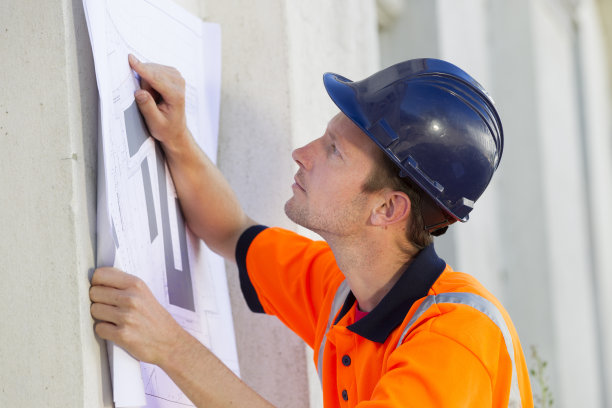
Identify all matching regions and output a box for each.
[239,226,335,269]
[246,227,332,258]
[239,226,343,305]
[431,268,493,297]
[406,269,507,338]
[392,268,511,365]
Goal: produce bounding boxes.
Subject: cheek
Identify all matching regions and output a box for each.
[310,165,368,202]
[325,181,365,207]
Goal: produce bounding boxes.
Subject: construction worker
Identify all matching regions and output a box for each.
[90,54,534,407]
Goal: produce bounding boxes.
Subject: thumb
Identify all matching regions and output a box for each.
[134,89,166,137]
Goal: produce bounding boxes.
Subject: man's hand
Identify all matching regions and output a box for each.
[128,54,189,151]
[89,267,183,366]
[90,267,275,407]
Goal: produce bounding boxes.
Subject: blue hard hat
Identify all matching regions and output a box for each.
[323,58,503,227]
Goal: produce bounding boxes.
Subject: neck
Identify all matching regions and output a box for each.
[323,232,418,312]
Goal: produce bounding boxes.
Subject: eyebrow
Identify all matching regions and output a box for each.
[328,129,337,142]
[327,130,349,162]
[327,130,342,151]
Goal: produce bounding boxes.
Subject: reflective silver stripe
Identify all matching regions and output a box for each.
[396,292,522,408]
[317,280,350,383]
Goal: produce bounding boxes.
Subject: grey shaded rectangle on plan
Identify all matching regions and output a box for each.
[155,144,195,311]
[140,157,158,242]
[140,157,157,242]
[124,100,150,157]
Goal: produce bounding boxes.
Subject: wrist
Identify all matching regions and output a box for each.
[160,128,195,161]
[156,324,195,371]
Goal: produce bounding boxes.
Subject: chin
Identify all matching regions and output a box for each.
[284,198,300,223]
[284,199,310,229]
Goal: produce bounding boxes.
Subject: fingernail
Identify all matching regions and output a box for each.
[135,90,147,103]
[128,54,139,64]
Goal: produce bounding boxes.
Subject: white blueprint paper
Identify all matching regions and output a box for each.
[84,1,239,407]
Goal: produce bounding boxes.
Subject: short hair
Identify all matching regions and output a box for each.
[362,150,434,251]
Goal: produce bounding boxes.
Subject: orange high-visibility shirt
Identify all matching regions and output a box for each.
[236,226,533,407]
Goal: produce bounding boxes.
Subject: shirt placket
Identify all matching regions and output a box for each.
[331,325,357,407]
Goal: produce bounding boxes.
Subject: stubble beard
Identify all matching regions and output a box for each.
[284,193,369,238]
[284,196,314,230]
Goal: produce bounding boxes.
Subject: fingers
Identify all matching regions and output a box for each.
[139,78,160,104]
[90,270,146,325]
[93,321,137,352]
[134,89,166,128]
[94,321,120,341]
[90,283,144,309]
[89,284,120,306]
[91,267,140,290]
[89,269,179,364]
[128,54,185,105]
[89,269,149,348]
[127,54,188,146]
[90,301,120,325]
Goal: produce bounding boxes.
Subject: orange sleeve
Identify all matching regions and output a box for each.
[236,226,344,348]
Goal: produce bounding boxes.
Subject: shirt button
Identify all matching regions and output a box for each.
[342,389,348,401]
[342,355,351,366]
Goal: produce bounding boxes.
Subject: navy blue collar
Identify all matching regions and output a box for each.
[334,244,446,343]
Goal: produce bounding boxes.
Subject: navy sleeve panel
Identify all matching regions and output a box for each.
[235,225,269,313]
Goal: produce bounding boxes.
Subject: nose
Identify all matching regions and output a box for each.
[292,140,315,170]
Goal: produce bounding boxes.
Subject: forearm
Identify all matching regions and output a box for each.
[128,55,254,260]
[160,328,274,408]
[161,131,255,260]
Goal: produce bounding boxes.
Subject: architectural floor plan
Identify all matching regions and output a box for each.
[84,0,238,406]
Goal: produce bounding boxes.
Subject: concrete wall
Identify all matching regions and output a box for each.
[529,2,602,405]
[379,0,612,406]
[0,0,377,407]
[0,0,108,407]
[577,0,612,399]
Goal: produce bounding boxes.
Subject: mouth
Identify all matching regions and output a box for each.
[293,174,306,192]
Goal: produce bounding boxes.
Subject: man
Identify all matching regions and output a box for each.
[90,55,534,407]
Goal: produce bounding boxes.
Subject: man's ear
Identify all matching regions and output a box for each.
[370,191,411,226]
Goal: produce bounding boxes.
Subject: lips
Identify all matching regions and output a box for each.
[293,172,306,192]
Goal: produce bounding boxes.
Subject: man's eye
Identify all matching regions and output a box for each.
[331,143,338,154]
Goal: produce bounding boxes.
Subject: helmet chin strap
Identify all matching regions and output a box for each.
[420,197,456,236]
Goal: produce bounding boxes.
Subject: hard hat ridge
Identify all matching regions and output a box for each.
[323,58,504,227]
